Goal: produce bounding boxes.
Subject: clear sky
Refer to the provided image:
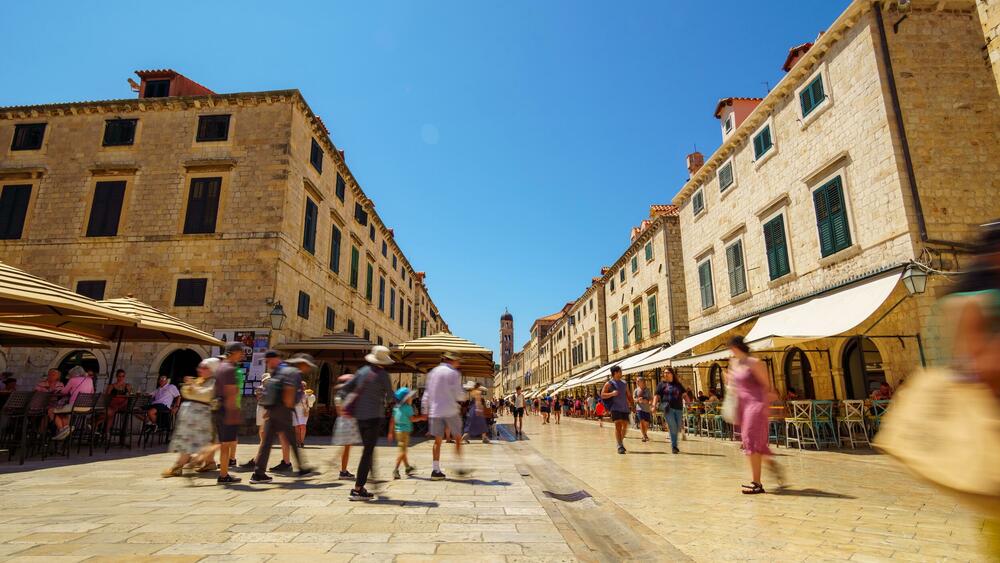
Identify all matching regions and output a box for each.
[0,1,847,358]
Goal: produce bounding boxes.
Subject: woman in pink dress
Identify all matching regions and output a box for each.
[727,336,784,494]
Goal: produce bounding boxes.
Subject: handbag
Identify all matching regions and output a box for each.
[181,377,215,406]
[721,384,739,423]
[331,415,362,446]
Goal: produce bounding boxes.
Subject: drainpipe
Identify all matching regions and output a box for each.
[873,2,977,251]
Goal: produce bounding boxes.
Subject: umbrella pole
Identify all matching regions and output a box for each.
[109,328,124,378]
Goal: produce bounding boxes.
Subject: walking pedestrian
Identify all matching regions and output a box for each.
[162,358,219,477]
[512,386,526,438]
[553,395,562,424]
[293,383,315,448]
[240,351,292,472]
[654,367,685,454]
[338,346,394,500]
[389,386,425,479]
[215,343,244,484]
[586,394,596,419]
[633,378,652,442]
[462,382,490,444]
[249,353,317,484]
[600,366,633,454]
[423,351,467,480]
[727,336,783,494]
[540,395,551,424]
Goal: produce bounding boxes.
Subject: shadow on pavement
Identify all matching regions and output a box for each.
[772,487,856,499]
[678,452,725,457]
[627,451,668,455]
[218,479,344,491]
[370,497,439,507]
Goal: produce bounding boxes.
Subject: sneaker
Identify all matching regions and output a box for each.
[249,473,273,484]
[393,469,401,480]
[349,488,375,501]
[53,426,73,441]
[270,461,293,472]
[617,445,626,455]
[405,465,417,475]
[217,474,242,484]
[430,470,447,481]
[339,470,356,480]
[482,438,491,444]
[297,467,319,478]
[239,459,256,470]
[229,459,238,467]
[672,447,680,454]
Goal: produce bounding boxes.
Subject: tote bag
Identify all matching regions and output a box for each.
[331,415,361,446]
[721,385,739,423]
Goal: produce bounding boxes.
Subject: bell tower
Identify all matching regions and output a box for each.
[500,308,514,369]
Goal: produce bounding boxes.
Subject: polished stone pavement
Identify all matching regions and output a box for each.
[0,414,992,562]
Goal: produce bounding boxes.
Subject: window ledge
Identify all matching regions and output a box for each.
[817,243,862,268]
[800,99,832,130]
[729,291,752,305]
[767,272,798,289]
[753,145,778,170]
[700,305,718,315]
[719,182,739,202]
[693,209,708,223]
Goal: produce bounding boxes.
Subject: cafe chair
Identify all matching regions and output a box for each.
[785,400,819,449]
[837,400,870,449]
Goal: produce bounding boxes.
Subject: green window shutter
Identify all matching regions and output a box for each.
[645,242,653,261]
[631,256,638,273]
[719,162,734,191]
[763,215,790,280]
[349,247,360,288]
[692,191,704,215]
[753,126,772,160]
[611,322,618,350]
[814,176,851,257]
[726,241,746,296]
[698,261,714,309]
[647,294,658,334]
[813,185,835,256]
[622,315,630,346]
[365,264,374,300]
[633,304,642,341]
[801,75,826,117]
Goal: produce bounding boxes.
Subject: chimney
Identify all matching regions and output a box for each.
[782,42,814,72]
[686,151,704,176]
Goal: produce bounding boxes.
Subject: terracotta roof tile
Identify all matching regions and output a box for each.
[782,42,814,72]
[713,97,764,118]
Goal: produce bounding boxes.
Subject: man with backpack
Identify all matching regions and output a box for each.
[249,353,317,484]
[338,345,394,501]
[601,366,634,454]
[239,350,292,472]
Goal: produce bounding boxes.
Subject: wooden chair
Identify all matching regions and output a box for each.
[785,401,818,449]
[811,400,838,449]
[837,400,870,449]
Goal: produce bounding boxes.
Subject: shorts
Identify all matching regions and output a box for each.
[540,406,550,413]
[396,431,411,453]
[611,410,630,422]
[214,411,239,442]
[293,405,307,426]
[512,407,525,418]
[255,405,266,426]
[636,411,651,423]
[428,416,462,438]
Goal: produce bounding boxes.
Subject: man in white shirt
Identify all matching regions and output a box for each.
[422,351,466,480]
[512,386,526,438]
[147,374,180,428]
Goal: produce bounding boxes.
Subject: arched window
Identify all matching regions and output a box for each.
[842,337,886,400]
[783,347,815,399]
[56,350,100,379]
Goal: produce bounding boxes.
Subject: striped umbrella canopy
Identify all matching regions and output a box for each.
[393,332,495,378]
[0,321,108,348]
[96,298,222,346]
[0,261,134,325]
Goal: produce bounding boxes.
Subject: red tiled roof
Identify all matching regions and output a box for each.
[713,97,764,118]
[650,204,679,217]
[782,42,814,72]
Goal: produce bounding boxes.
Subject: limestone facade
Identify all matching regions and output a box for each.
[0,75,447,395]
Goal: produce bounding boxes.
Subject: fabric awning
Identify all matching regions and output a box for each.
[626,317,754,373]
[618,346,668,375]
[745,272,900,344]
[394,332,495,378]
[98,297,223,345]
[670,349,732,368]
[277,333,373,352]
[0,321,108,348]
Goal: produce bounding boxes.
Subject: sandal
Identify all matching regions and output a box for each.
[741,482,765,495]
[161,466,183,478]
[195,462,218,473]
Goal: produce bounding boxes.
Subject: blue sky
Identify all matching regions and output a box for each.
[0,1,846,357]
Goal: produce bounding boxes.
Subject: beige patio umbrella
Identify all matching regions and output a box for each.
[0,261,134,324]
[393,332,495,378]
[0,321,108,348]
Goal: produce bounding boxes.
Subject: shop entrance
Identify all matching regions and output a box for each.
[784,347,815,399]
[842,337,886,399]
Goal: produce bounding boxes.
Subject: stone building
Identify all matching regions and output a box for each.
[665,0,1000,399]
[0,69,448,399]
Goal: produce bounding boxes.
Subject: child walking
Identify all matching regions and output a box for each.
[389,387,425,479]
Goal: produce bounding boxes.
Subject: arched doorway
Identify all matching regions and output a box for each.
[158,349,202,387]
[318,363,332,405]
[784,348,815,399]
[708,363,725,399]
[843,337,886,400]
[56,350,101,379]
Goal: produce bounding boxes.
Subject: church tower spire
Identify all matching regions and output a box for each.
[500,308,514,369]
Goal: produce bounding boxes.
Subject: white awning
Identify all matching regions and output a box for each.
[617,346,667,375]
[745,272,900,344]
[625,317,754,373]
[670,349,733,368]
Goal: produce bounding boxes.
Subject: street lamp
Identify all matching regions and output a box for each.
[901,263,928,295]
[269,302,287,330]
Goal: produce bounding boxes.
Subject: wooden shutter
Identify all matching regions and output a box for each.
[633,304,642,341]
[647,294,658,334]
[814,177,850,256]
[87,181,126,237]
[693,191,704,215]
[303,198,317,253]
[330,226,342,273]
[764,215,790,280]
[726,242,746,296]
[698,261,714,309]
[350,247,360,287]
[184,178,221,234]
[0,185,32,239]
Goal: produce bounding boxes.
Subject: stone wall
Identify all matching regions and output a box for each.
[977,0,1000,95]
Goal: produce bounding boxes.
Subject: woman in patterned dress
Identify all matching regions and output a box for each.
[162,358,219,477]
[727,336,784,494]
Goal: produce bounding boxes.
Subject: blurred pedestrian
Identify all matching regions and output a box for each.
[215,343,244,484]
[654,367,685,454]
[339,346,394,501]
[250,353,317,484]
[423,351,467,480]
[162,358,219,477]
[462,382,490,444]
[240,351,292,472]
[600,366,633,454]
[389,387,425,479]
[728,335,783,494]
[512,386,526,438]
[633,379,652,442]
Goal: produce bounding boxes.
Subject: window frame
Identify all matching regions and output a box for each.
[631,255,639,275]
[621,313,630,347]
[297,291,311,319]
[309,139,324,173]
[632,302,643,342]
[335,173,347,202]
[378,275,386,311]
[10,123,46,151]
[330,225,342,274]
[365,262,374,301]
[349,246,360,289]
[144,79,170,98]
[692,189,706,217]
[195,114,231,142]
[85,180,127,238]
[751,118,776,167]
[644,241,653,262]
[697,257,716,311]
[182,176,223,235]
[302,197,318,254]
[610,315,619,351]
[811,173,854,258]
[102,119,138,147]
[647,293,658,335]
[0,184,33,240]
[325,306,336,331]
[724,238,748,298]
[762,210,793,281]
[795,64,833,127]
[174,278,208,307]
[717,158,736,193]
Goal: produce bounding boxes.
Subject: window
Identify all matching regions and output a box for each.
[421,320,427,337]
[377,336,383,346]
[325,306,335,331]
[302,197,318,254]
[591,334,596,358]
[144,79,170,98]
[297,291,310,319]
[647,294,658,334]
[378,276,386,311]
[390,287,396,319]
[381,241,388,257]
[86,181,126,237]
[619,269,625,283]
[369,224,375,242]
[364,329,371,342]
[309,139,323,173]
[11,124,45,151]
[692,190,705,216]
[353,203,368,225]
[347,319,355,334]
[631,256,639,274]
[182,177,222,234]
[633,303,643,342]
[763,214,791,280]
[349,246,360,289]
[813,176,852,257]
[103,119,137,146]
[0,185,31,240]
[365,263,374,301]
[335,173,346,202]
[399,297,404,326]
[621,314,630,346]
[174,278,207,306]
[392,255,397,270]
[196,115,230,142]
[645,241,653,261]
[724,115,733,133]
[725,240,748,297]
[407,305,412,332]
[718,161,734,192]
[610,278,616,292]
[330,225,342,273]
[76,280,106,300]
[753,126,773,161]
[698,259,715,310]
[800,74,826,117]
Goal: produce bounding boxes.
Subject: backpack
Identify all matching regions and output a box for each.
[601,380,618,411]
[259,367,291,408]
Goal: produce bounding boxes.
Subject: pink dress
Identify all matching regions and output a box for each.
[732,360,771,455]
